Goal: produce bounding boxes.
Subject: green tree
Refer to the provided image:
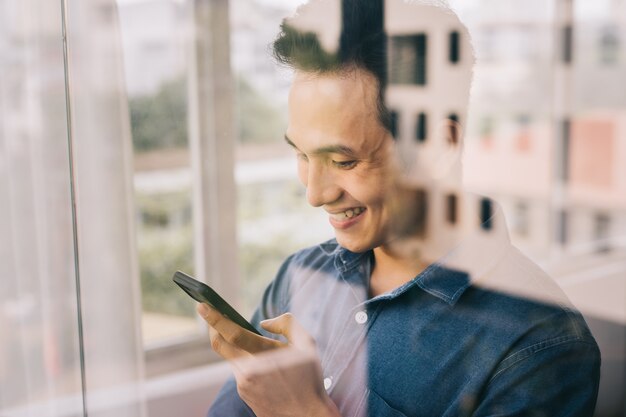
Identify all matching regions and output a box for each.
[130,78,188,152]
[129,75,285,152]
[235,76,286,144]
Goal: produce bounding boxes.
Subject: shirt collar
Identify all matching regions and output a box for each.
[324,197,512,306]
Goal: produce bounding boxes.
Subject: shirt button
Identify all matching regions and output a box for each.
[324,377,332,391]
[355,311,368,324]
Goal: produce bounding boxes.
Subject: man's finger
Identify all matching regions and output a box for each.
[208,326,250,361]
[260,313,314,348]
[197,303,282,353]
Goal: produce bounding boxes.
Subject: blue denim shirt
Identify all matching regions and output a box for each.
[208,212,600,416]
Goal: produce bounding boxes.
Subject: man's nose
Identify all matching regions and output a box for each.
[305,164,341,207]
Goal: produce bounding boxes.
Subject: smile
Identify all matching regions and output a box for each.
[329,207,365,221]
[328,207,366,230]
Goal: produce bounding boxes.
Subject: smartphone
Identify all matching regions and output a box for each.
[172,270,262,336]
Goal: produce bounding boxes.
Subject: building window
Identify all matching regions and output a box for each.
[556,119,572,183]
[390,34,427,85]
[416,112,427,142]
[446,193,458,225]
[599,26,620,65]
[449,31,461,64]
[558,210,568,245]
[562,25,573,64]
[448,113,460,145]
[390,110,400,139]
[480,198,493,231]
[560,118,571,182]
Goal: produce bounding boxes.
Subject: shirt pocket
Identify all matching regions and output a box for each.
[365,389,409,417]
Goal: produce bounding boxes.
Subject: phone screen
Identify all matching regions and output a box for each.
[172,270,261,335]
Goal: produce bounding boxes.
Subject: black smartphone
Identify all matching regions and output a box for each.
[172,270,262,336]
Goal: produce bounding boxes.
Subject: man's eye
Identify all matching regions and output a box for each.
[332,160,358,169]
[296,153,308,162]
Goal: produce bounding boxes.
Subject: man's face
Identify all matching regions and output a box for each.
[285,70,397,253]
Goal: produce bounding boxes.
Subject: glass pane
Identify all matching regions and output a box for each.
[0,0,84,415]
[117,0,198,345]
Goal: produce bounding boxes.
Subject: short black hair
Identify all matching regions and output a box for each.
[272,0,392,132]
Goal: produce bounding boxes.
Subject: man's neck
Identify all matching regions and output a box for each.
[369,245,428,297]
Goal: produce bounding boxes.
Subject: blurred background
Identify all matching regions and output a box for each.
[0,0,624,416]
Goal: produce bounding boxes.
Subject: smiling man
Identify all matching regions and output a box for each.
[201,1,601,416]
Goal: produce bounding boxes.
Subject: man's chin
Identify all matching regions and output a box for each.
[335,235,374,254]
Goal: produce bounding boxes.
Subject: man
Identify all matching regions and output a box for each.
[200,1,600,416]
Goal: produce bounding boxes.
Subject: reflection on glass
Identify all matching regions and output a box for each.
[0,0,84,415]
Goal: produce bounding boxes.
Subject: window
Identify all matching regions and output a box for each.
[3,1,625,415]
[480,198,493,231]
[448,113,460,145]
[562,25,573,64]
[560,118,571,182]
[599,26,620,65]
[594,213,611,253]
[390,110,400,139]
[446,193,458,225]
[558,209,569,245]
[449,30,461,63]
[416,112,428,142]
[390,34,428,85]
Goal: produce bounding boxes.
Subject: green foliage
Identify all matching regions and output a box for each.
[136,191,195,316]
[138,226,195,316]
[130,78,188,153]
[235,76,286,144]
[129,75,285,152]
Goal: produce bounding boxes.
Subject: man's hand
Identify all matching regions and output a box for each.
[197,304,341,417]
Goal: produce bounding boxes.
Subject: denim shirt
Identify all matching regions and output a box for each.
[208,210,600,416]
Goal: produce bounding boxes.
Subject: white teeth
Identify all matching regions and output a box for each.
[331,207,364,221]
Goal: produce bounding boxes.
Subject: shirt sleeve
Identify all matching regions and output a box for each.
[206,254,295,417]
[471,337,601,417]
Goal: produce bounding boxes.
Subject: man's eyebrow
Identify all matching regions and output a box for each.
[284,135,358,157]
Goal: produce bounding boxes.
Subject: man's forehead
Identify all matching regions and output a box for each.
[290,69,379,106]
